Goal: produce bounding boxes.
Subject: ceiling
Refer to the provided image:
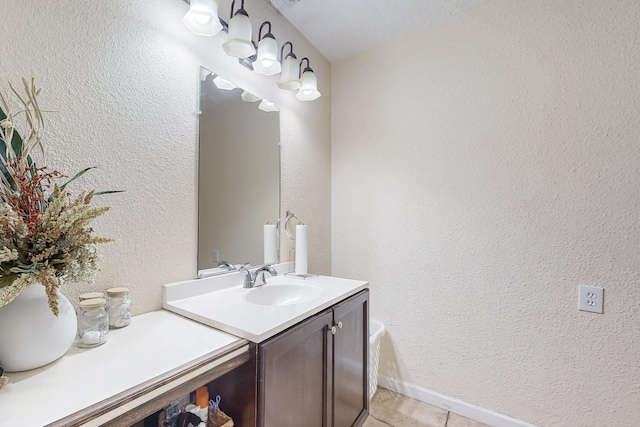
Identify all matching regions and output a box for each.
[269,0,491,62]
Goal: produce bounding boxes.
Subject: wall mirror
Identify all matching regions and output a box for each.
[197,67,281,277]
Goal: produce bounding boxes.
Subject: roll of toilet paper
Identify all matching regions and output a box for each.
[295,224,308,275]
[264,224,277,264]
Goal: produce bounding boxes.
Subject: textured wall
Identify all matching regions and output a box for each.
[1,0,332,313]
[332,1,640,426]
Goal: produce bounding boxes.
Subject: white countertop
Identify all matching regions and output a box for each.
[0,310,245,427]
[164,269,369,343]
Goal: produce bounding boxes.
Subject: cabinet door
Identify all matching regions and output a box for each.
[258,309,333,427]
[332,290,369,427]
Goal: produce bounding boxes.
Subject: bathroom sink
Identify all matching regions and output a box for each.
[244,283,323,306]
[164,268,369,342]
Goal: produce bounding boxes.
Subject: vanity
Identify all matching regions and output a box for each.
[164,265,370,427]
[0,270,369,427]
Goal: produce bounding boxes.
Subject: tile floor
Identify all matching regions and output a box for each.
[363,387,491,427]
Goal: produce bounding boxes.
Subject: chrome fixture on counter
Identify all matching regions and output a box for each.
[241,265,278,288]
[181,0,321,101]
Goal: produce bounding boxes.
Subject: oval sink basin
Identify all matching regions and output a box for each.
[244,284,323,306]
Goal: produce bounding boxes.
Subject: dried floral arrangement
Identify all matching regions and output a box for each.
[0,78,119,315]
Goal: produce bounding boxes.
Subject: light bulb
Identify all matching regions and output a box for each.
[183,0,222,37]
[254,35,281,76]
[194,13,211,24]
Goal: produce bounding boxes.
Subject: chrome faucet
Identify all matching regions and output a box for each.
[241,265,278,288]
[217,261,236,270]
[254,265,278,286]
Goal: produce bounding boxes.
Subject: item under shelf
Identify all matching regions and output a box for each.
[208,407,234,427]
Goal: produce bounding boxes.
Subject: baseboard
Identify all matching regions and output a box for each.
[377,375,539,427]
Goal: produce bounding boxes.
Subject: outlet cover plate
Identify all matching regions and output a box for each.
[578,285,604,314]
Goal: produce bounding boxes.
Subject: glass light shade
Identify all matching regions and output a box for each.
[277,56,301,90]
[222,12,256,58]
[253,37,281,76]
[212,76,236,90]
[241,91,261,102]
[200,68,211,81]
[183,0,222,36]
[296,70,321,101]
[259,99,279,112]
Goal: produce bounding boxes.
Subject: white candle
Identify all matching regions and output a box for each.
[295,224,308,275]
[82,331,101,345]
[264,223,278,264]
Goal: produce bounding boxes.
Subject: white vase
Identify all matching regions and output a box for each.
[0,284,77,372]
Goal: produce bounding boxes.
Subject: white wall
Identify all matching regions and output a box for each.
[332,1,640,426]
[1,0,332,313]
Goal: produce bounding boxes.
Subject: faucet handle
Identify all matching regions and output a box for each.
[240,266,254,288]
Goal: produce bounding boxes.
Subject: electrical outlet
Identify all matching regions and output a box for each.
[578,285,604,314]
[212,250,219,263]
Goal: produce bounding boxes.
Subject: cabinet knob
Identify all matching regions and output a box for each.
[331,326,337,335]
[337,321,343,329]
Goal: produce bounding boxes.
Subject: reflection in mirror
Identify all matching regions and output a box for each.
[198,67,280,277]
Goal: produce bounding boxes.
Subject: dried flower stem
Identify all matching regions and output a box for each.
[0,78,116,315]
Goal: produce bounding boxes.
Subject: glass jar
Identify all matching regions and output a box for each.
[106,287,131,328]
[75,298,109,348]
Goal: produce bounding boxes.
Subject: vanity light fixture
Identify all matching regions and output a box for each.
[253,22,281,76]
[258,99,279,112]
[241,90,261,102]
[296,58,321,101]
[222,0,256,59]
[277,42,301,90]
[212,75,237,90]
[180,0,321,101]
[183,0,223,36]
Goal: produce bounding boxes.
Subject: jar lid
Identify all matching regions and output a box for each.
[79,298,106,309]
[106,287,129,297]
[79,292,104,301]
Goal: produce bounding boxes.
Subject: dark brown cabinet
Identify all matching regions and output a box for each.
[258,289,369,427]
[332,291,369,427]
